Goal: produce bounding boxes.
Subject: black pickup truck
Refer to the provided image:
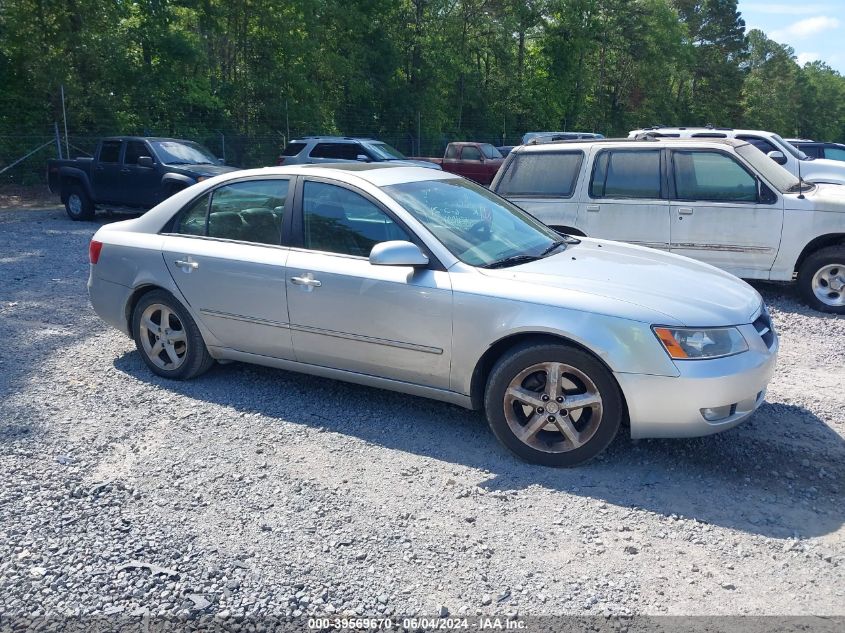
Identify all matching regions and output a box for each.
[48,136,238,220]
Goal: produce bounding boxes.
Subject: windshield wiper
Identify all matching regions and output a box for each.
[482,254,541,269]
[539,240,567,257]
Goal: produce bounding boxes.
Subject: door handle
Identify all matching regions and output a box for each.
[678,207,694,215]
[586,204,600,212]
[291,275,322,288]
[174,259,199,270]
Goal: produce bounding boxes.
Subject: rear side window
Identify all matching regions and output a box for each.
[590,150,661,198]
[208,180,289,245]
[282,142,306,156]
[824,146,845,161]
[691,132,727,138]
[461,146,482,161]
[496,152,583,197]
[309,143,360,160]
[673,151,757,202]
[176,194,210,236]
[445,145,458,159]
[99,141,122,163]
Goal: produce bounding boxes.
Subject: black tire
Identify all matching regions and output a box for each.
[131,289,214,380]
[484,342,623,467]
[64,183,95,221]
[797,245,845,314]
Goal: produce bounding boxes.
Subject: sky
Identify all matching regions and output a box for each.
[738,1,845,72]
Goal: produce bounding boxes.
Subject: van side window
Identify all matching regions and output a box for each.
[496,152,583,197]
[590,150,661,199]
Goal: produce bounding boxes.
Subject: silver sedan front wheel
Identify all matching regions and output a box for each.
[139,303,188,370]
[484,342,623,467]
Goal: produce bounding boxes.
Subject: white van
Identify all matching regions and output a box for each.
[491,137,845,313]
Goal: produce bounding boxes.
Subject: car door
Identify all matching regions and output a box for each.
[581,148,670,250]
[92,140,124,204]
[459,145,484,182]
[668,149,784,277]
[161,177,295,359]
[285,177,453,389]
[120,140,159,207]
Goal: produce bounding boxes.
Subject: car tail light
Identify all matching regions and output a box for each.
[89,240,103,264]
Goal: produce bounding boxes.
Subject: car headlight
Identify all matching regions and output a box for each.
[653,326,748,360]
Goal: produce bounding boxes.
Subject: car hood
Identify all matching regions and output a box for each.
[797,182,845,212]
[386,159,442,170]
[479,239,762,327]
[168,163,240,178]
[801,158,845,183]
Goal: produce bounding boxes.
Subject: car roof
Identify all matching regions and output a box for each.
[628,127,778,138]
[101,136,188,143]
[513,137,747,152]
[213,163,458,188]
[291,136,379,143]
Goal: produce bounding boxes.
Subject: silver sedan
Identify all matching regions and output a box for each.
[87,165,778,466]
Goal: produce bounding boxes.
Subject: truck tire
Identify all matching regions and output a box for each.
[64,184,95,221]
[797,245,845,314]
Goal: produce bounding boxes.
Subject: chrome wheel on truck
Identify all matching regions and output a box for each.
[798,246,845,314]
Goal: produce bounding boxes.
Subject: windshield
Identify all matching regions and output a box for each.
[365,142,406,161]
[771,134,808,160]
[736,143,800,193]
[383,178,564,268]
[151,141,218,165]
[480,144,503,159]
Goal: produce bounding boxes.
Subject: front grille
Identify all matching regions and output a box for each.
[753,309,775,349]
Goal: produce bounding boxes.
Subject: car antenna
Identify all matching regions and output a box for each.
[797,151,806,199]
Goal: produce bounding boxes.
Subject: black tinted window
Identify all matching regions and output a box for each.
[282,142,306,156]
[496,152,583,197]
[461,146,482,161]
[302,181,409,257]
[207,180,289,245]
[99,141,122,163]
[673,151,757,202]
[591,150,661,198]
[309,143,360,160]
[125,141,151,165]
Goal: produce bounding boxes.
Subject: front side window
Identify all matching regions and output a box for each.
[99,141,122,163]
[364,142,406,160]
[461,146,482,161]
[125,141,151,165]
[384,178,562,268]
[496,151,583,197]
[673,151,757,202]
[825,147,845,161]
[302,181,410,257]
[207,180,289,244]
[480,144,502,159]
[736,135,778,155]
[590,150,661,199]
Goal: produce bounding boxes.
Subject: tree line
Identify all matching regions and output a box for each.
[1,0,845,170]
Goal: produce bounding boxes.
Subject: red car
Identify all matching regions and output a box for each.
[412,142,504,185]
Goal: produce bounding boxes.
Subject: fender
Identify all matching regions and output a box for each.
[58,166,94,200]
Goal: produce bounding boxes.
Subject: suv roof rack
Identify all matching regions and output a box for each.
[640,125,734,132]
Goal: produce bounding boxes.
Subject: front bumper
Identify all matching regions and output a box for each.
[616,322,778,439]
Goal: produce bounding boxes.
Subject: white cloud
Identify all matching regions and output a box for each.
[796,52,821,65]
[742,4,829,15]
[770,16,840,40]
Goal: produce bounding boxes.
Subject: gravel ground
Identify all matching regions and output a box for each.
[0,207,843,624]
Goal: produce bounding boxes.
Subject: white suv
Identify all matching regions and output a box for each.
[629,126,845,185]
[490,137,845,313]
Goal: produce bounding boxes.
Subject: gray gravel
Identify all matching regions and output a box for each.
[0,207,843,621]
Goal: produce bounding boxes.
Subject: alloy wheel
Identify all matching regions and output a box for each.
[811,263,845,307]
[503,361,603,454]
[139,303,188,370]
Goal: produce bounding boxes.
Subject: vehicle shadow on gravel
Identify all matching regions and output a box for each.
[115,352,845,540]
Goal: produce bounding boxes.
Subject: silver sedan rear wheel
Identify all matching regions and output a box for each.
[503,361,603,454]
[139,303,188,370]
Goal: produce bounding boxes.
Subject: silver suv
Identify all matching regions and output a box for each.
[279,136,440,170]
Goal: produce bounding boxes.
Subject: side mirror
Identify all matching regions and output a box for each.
[767,150,787,165]
[137,156,154,168]
[369,241,429,267]
[356,154,370,162]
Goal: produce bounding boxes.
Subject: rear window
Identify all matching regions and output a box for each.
[282,142,306,156]
[590,150,661,199]
[496,151,583,197]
